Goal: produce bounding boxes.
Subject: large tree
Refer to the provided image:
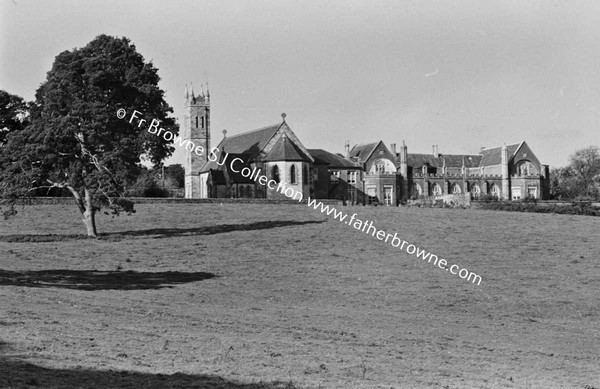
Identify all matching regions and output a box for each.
[0,35,178,236]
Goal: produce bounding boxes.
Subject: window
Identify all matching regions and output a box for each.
[383,186,393,205]
[512,187,521,200]
[271,165,280,183]
[239,185,245,197]
[470,183,481,198]
[195,116,198,128]
[348,171,356,184]
[290,164,297,184]
[432,183,442,196]
[303,165,308,185]
[367,186,377,204]
[330,171,339,183]
[415,184,422,197]
[490,184,500,198]
[528,186,537,198]
[201,116,205,129]
[450,183,462,194]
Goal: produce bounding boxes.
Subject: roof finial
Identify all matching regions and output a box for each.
[190,82,195,98]
[200,84,205,98]
[185,84,189,99]
[281,113,286,122]
[222,129,227,139]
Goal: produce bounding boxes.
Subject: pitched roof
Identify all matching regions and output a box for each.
[200,123,282,173]
[348,142,379,163]
[407,153,482,168]
[308,149,360,169]
[480,143,521,166]
[263,134,312,162]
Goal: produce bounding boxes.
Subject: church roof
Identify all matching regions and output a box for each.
[200,123,282,173]
[263,134,312,162]
[480,143,521,166]
[308,149,360,169]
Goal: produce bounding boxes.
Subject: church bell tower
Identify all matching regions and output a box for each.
[183,83,210,198]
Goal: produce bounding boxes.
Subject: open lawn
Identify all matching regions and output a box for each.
[0,203,599,388]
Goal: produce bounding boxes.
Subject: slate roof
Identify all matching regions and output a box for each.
[348,142,379,163]
[407,153,482,168]
[200,123,282,173]
[264,134,312,162]
[480,143,521,166]
[308,149,360,169]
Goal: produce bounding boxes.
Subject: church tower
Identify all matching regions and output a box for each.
[183,83,210,198]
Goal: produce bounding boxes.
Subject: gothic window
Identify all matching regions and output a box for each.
[415,184,422,196]
[195,116,198,128]
[303,165,308,185]
[490,184,500,198]
[471,183,481,198]
[239,185,245,198]
[450,183,462,194]
[201,116,205,129]
[432,183,442,196]
[290,164,297,184]
[272,165,280,183]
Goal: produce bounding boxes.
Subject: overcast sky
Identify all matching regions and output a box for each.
[2,0,599,168]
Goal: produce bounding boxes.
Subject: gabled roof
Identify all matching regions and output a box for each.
[480,143,521,166]
[348,142,380,163]
[264,134,312,162]
[200,123,282,173]
[308,149,361,169]
[407,153,482,168]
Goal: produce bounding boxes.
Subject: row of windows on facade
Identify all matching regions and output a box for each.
[270,164,309,185]
[413,182,538,199]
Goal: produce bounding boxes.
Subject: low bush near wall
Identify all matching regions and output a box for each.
[478,200,600,216]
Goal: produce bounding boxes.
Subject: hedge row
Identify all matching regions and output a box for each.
[478,201,600,216]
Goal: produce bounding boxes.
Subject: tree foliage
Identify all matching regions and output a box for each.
[0,35,178,236]
[550,146,600,200]
[0,90,29,145]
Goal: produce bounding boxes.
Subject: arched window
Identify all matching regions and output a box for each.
[432,183,442,196]
[450,183,462,194]
[303,165,308,185]
[271,165,280,183]
[470,183,481,198]
[290,164,297,184]
[490,184,500,198]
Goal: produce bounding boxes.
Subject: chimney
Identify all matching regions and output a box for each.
[390,143,397,156]
[480,146,485,153]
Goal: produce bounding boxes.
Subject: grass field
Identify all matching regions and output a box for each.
[1,202,599,388]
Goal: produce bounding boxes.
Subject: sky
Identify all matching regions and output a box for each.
[1,0,599,168]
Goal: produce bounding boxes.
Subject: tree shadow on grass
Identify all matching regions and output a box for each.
[0,342,298,389]
[0,269,217,290]
[0,219,326,243]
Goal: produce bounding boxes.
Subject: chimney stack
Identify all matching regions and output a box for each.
[390,143,397,156]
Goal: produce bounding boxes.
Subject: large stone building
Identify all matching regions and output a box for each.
[183,87,550,203]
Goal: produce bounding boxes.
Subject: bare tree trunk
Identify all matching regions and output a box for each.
[83,187,98,237]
